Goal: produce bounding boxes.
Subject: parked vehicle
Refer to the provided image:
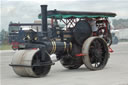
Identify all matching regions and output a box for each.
[8,22,41,50]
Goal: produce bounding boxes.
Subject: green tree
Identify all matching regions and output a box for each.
[0,29,9,44]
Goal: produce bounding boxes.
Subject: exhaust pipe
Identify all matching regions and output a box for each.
[40,5,48,37]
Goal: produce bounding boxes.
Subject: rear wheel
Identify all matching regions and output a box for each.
[82,37,109,70]
[11,49,51,77]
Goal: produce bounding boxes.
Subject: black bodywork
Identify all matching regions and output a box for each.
[14,5,116,70]
[9,5,117,77]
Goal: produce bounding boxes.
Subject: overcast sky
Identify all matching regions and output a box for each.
[0,0,128,31]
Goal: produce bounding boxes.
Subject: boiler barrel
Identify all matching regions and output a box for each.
[44,41,72,55]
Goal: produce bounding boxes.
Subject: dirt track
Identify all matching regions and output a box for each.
[1,42,128,85]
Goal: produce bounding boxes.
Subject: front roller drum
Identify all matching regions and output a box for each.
[11,49,51,77]
[82,37,109,70]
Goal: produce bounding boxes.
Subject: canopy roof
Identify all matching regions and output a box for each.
[38,10,116,19]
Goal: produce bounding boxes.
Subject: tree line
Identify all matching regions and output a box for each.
[0,29,9,44]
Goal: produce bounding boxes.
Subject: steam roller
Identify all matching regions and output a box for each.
[10,5,116,77]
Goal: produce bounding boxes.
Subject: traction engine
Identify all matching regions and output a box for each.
[10,5,116,77]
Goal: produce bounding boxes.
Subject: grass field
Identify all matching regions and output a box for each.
[0,44,12,50]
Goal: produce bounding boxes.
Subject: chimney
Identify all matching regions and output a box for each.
[40,5,48,37]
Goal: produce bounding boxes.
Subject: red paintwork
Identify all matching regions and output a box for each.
[11,42,19,49]
[108,47,114,53]
[32,48,37,50]
[75,53,86,57]
[11,42,24,50]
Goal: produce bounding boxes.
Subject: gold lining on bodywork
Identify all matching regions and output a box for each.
[53,40,56,53]
[64,42,66,52]
[64,35,72,38]
[50,40,56,54]
[50,40,54,54]
[69,42,72,51]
